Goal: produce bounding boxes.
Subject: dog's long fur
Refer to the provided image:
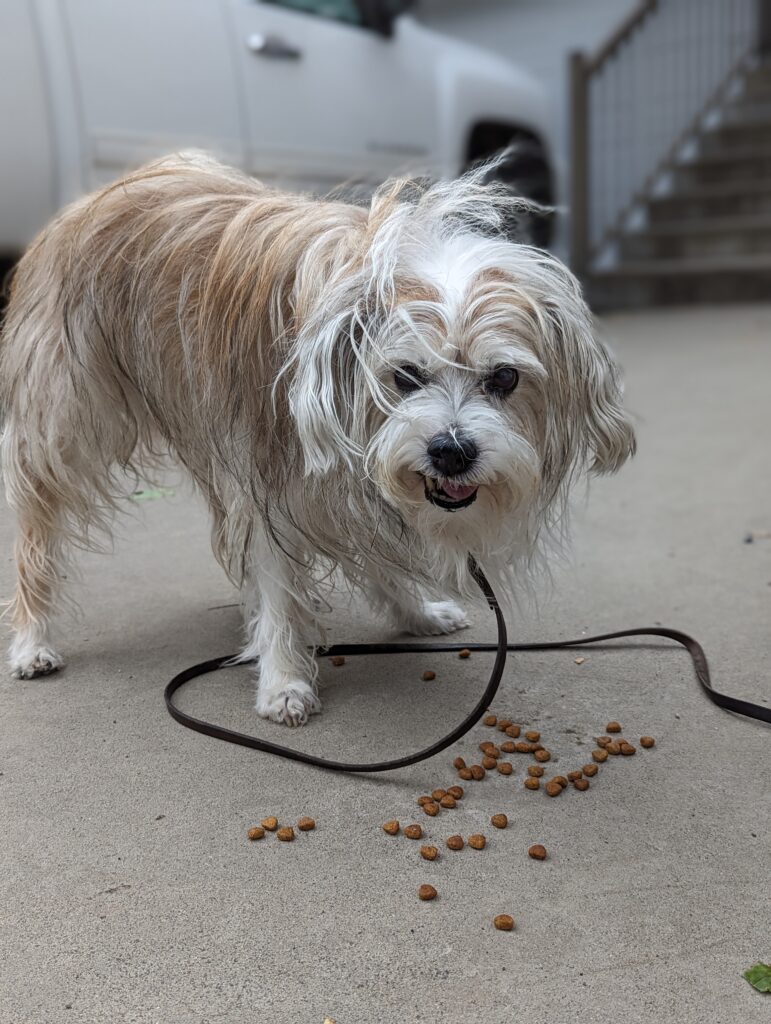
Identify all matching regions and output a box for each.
[1,153,635,724]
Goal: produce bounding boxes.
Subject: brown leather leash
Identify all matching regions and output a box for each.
[165,559,769,772]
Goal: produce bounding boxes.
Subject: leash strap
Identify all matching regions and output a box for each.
[165,561,770,773]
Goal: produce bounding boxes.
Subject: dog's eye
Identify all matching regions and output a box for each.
[394,364,426,394]
[486,365,519,395]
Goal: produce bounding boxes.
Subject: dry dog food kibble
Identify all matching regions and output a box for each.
[261,816,279,831]
[592,749,608,763]
[528,843,548,860]
[276,827,295,841]
[620,742,636,755]
[447,785,464,800]
[297,817,316,832]
[468,834,487,850]
[422,670,436,681]
[497,719,513,732]
[470,765,486,781]
[596,736,612,748]
[640,736,656,748]
[440,794,457,809]
[567,770,583,782]
[524,777,540,790]
[552,776,568,788]
[458,768,473,781]
[582,763,599,777]
[496,762,513,776]
[458,649,471,659]
[534,749,551,763]
[382,820,400,835]
[527,764,545,777]
[418,884,437,901]
[417,795,432,806]
[420,845,439,861]
[505,725,521,738]
[247,827,265,841]
[573,778,590,791]
[606,721,622,733]
[606,741,622,755]
[500,741,516,754]
[453,756,466,770]
[493,914,515,931]
[423,802,440,817]
[431,789,447,801]
[545,781,563,797]
[330,655,346,667]
[404,824,423,840]
[483,714,497,727]
[491,813,508,829]
[524,730,541,742]
[447,835,464,851]
[514,741,531,753]
[482,756,498,770]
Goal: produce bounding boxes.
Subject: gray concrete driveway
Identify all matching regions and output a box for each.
[1,305,770,1023]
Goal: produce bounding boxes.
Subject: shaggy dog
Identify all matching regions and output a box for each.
[0,154,635,725]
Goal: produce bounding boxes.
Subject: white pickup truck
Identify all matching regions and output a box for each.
[0,0,554,259]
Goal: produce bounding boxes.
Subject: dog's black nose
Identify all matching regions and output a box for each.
[427,433,477,477]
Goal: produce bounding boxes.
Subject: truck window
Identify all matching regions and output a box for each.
[261,0,362,26]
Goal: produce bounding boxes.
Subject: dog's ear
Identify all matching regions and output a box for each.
[537,298,636,498]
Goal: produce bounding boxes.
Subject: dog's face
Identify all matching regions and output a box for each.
[289,198,635,566]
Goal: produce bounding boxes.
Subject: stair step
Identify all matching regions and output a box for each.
[682,143,771,165]
[641,213,771,237]
[593,253,771,279]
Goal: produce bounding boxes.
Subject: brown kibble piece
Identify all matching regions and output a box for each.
[534,749,551,763]
[446,835,464,851]
[514,741,531,753]
[582,763,599,777]
[592,749,608,763]
[423,802,440,817]
[382,820,400,835]
[261,816,279,831]
[524,777,540,790]
[440,794,457,809]
[404,824,423,840]
[567,770,583,782]
[276,826,295,841]
[500,741,516,753]
[606,741,622,755]
[524,730,541,742]
[468,834,487,849]
[247,827,265,841]
[458,767,473,781]
[483,714,497,727]
[552,775,568,788]
[620,742,636,756]
[479,741,495,754]
[418,884,437,901]
[420,845,439,861]
[573,778,590,791]
[458,648,471,659]
[417,795,432,806]
[505,725,521,738]
[606,721,622,733]
[330,655,345,667]
[545,781,562,797]
[422,670,436,681]
[596,736,612,748]
[431,789,446,801]
[496,762,513,776]
[297,817,316,832]
[470,765,485,780]
[491,813,508,829]
[453,756,466,770]
[482,756,497,770]
[493,914,515,931]
[528,843,548,860]
[447,785,464,800]
[527,764,545,777]
[640,736,656,748]
[496,719,513,732]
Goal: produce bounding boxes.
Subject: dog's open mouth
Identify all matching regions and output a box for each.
[423,476,479,511]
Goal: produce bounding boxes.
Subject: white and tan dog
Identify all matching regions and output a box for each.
[0,154,635,725]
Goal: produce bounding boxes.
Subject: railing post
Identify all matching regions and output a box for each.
[759,0,771,55]
[569,51,590,279]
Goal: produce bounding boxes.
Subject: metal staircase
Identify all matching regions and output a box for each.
[570,0,771,306]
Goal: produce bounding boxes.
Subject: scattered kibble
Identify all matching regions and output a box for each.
[573,778,590,791]
[483,714,497,727]
[417,795,432,806]
[470,765,486,781]
[440,794,457,809]
[493,914,515,931]
[382,820,400,835]
[261,816,279,831]
[482,756,498,770]
[418,884,437,901]
[422,670,436,681]
[534,749,551,763]
[567,770,583,782]
[545,781,562,797]
[552,776,568,788]
[457,767,473,781]
[420,845,439,861]
[640,736,656,748]
[524,730,541,742]
[574,657,586,665]
[423,802,440,817]
[496,762,513,776]
[458,649,471,659]
[527,764,545,778]
[446,835,464,851]
[431,789,446,801]
[500,741,516,753]
[514,741,532,753]
[453,756,466,770]
[596,736,612,748]
[491,813,508,829]
[497,719,513,732]
[524,777,540,790]
[330,655,346,667]
[468,834,487,850]
[276,826,295,842]
[620,742,636,756]
[247,827,265,841]
[297,817,316,832]
[404,824,423,840]
[447,786,464,800]
[505,725,521,738]
[528,844,548,860]
[606,721,622,733]
[582,763,599,777]
[592,749,608,763]
[606,741,621,755]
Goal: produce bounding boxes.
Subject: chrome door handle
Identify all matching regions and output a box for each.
[246,33,302,60]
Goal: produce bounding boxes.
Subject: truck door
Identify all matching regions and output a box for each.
[226,0,438,193]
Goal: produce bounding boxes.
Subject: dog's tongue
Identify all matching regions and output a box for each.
[442,482,478,501]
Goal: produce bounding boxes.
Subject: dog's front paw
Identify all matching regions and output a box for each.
[10,643,64,680]
[256,680,322,727]
[405,599,471,637]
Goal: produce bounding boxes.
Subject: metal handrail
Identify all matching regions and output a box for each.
[585,0,658,74]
